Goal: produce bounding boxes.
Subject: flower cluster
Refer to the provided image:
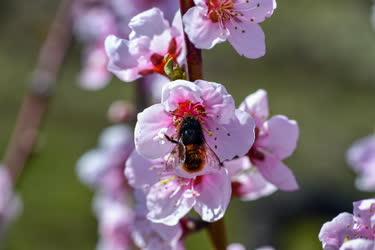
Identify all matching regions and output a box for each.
[74,0,304,249]
[73,0,178,90]
[319,199,375,250]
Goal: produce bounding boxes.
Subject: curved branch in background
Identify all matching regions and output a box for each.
[179,1,228,250]
[3,0,73,184]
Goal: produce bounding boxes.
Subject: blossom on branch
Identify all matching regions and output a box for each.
[319,199,375,250]
[105,8,186,82]
[134,79,255,178]
[228,89,299,201]
[183,0,277,58]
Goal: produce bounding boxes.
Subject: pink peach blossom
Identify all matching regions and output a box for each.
[347,135,375,191]
[0,166,22,238]
[105,8,185,82]
[227,89,299,200]
[76,125,133,196]
[134,79,255,178]
[183,0,277,58]
[125,150,232,226]
[319,199,375,250]
[95,196,134,250]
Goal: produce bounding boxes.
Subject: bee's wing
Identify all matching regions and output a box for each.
[165,142,186,172]
[203,142,222,169]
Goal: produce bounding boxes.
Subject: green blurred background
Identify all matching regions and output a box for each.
[1,0,374,249]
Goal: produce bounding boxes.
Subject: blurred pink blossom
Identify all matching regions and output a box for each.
[134,79,255,178]
[347,135,375,191]
[105,8,185,82]
[319,199,375,250]
[0,167,22,238]
[76,125,133,196]
[183,0,277,58]
[95,195,134,250]
[132,191,185,250]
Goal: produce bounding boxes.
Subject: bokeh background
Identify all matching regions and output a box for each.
[1,0,374,249]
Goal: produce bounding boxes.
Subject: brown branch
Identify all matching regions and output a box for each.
[179,0,203,81]
[179,1,227,249]
[3,0,73,184]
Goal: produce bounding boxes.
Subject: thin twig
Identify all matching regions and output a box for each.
[179,1,228,249]
[3,0,73,184]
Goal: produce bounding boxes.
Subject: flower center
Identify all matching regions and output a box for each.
[139,38,180,76]
[207,0,236,23]
[172,101,206,127]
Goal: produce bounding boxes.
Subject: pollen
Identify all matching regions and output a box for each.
[207,0,236,23]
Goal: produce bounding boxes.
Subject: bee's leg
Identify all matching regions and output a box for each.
[164,134,179,144]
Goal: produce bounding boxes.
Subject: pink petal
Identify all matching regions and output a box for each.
[235,0,277,23]
[194,168,232,222]
[232,167,277,201]
[239,89,269,127]
[124,150,162,190]
[319,213,354,249]
[79,47,111,90]
[105,35,141,82]
[195,80,235,124]
[129,8,169,39]
[161,80,202,112]
[134,104,175,159]
[224,157,251,177]
[339,239,374,250]
[258,115,299,159]
[146,178,195,226]
[183,6,228,49]
[205,110,255,162]
[227,22,265,59]
[255,153,298,191]
[76,150,109,188]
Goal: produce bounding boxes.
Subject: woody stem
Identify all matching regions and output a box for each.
[179,0,203,81]
[179,1,228,250]
[3,0,73,185]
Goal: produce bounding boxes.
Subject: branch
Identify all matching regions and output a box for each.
[3,0,73,184]
[179,0,203,81]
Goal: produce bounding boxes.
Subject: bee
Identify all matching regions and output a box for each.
[165,116,222,173]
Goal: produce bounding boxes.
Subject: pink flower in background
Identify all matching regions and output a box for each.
[319,199,375,250]
[347,135,375,192]
[227,89,299,200]
[183,0,277,58]
[79,45,112,90]
[105,8,186,82]
[76,125,133,196]
[95,196,134,250]
[0,167,22,237]
[125,150,232,225]
[227,244,275,250]
[132,191,185,250]
[134,79,255,178]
